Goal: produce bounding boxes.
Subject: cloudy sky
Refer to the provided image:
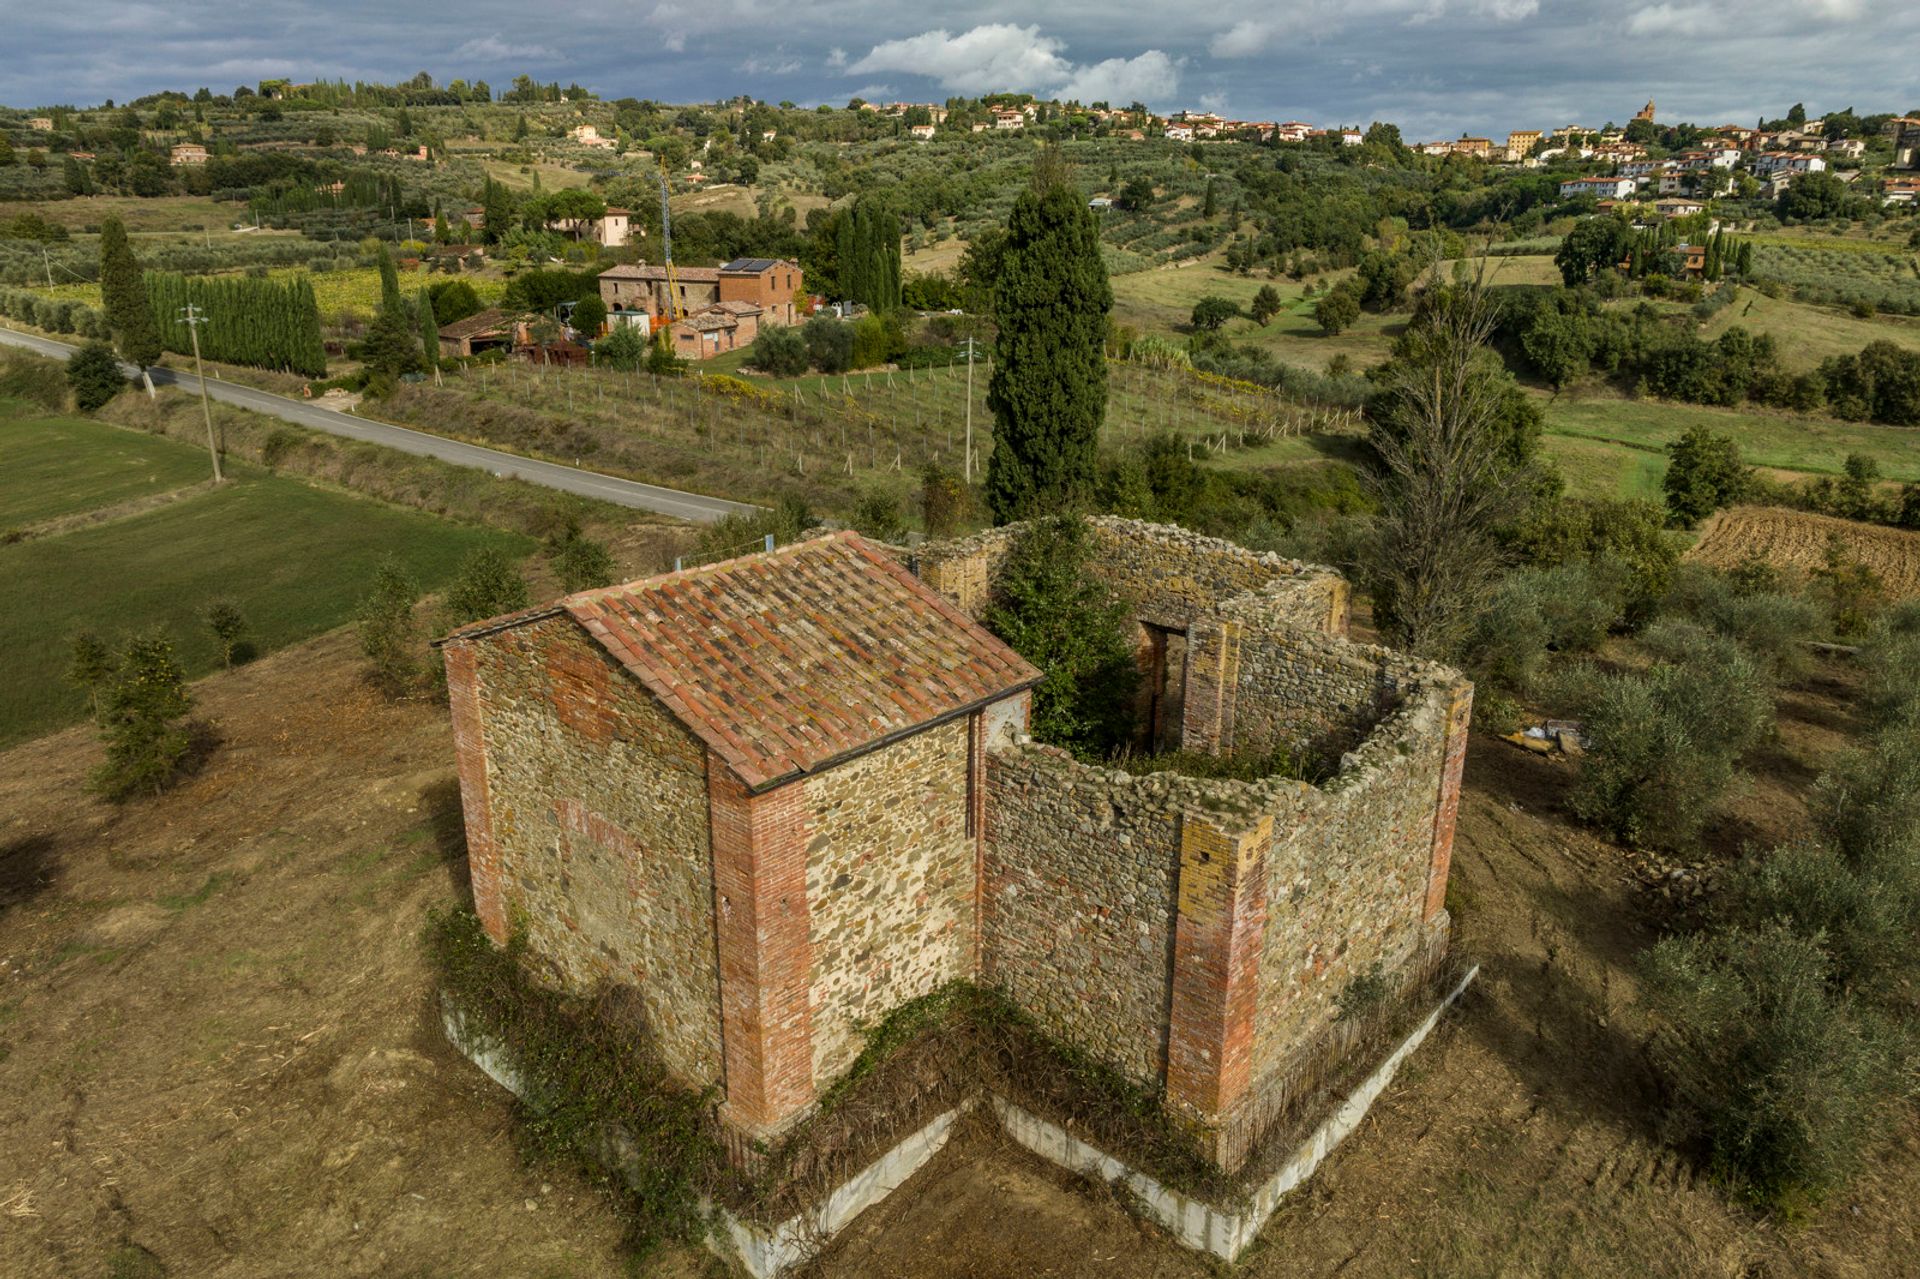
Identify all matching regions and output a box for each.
[3,0,1915,139]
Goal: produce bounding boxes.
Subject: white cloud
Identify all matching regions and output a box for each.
[1624,3,1717,36]
[826,46,848,68]
[845,83,895,101]
[1055,50,1178,105]
[848,23,1178,105]
[1474,0,1538,17]
[452,33,560,62]
[848,24,1071,94]
[1210,20,1272,57]
[739,51,802,76]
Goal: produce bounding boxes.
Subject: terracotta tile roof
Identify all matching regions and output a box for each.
[599,264,722,282]
[449,532,1039,790]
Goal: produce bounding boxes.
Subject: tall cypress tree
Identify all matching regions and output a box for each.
[985,160,1112,523]
[416,286,439,375]
[99,217,161,372]
[377,244,402,313]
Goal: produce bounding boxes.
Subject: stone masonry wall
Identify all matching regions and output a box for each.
[1249,668,1458,1104]
[453,615,724,1088]
[913,517,1346,636]
[1217,593,1420,764]
[982,749,1189,1084]
[804,719,975,1084]
[981,637,1467,1168]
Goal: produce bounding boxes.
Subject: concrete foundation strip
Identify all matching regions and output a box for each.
[443,963,1477,1276]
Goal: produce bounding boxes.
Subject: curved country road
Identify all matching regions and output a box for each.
[0,326,755,523]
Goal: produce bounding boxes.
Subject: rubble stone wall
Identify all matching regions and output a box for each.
[805,719,976,1084]
[911,517,1346,637]
[982,747,1186,1083]
[449,615,725,1088]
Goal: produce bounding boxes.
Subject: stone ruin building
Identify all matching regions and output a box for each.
[440,516,1473,1252]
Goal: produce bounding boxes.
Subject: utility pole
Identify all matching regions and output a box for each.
[963,335,976,483]
[43,246,53,289]
[178,305,224,483]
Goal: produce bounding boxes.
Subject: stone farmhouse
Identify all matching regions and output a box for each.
[440,519,1471,1215]
[597,257,803,360]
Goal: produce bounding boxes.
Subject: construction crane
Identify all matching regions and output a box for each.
[656,159,679,329]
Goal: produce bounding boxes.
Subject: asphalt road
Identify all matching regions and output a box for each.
[0,326,755,523]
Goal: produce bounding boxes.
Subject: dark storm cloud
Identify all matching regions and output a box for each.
[2,0,1914,137]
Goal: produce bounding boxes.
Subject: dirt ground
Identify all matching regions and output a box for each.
[3,625,1916,1278]
[1690,504,1920,599]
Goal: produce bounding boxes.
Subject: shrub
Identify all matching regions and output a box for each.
[1807,723,1920,879]
[1812,535,1884,636]
[66,340,125,412]
[357,555,423,696]
[848,486,906,542]
[747,324,809,377]
[0,348,69,410]
[983,516,1140,758]
[1714,841,1913,993]
[1457,577,1553,693]
[1569,623,1772,850]
[1642,923,1905,1208]
[1855,612,1920,729]
[203,599,255,668]
[65,630,117,721]
[91,631,195,801]
[1663,425,1751,528]
[1458,561,1622,694]
[441,546,530,629]
[919,463,969,538]
[1505,497,1680,621]
[1315,285,1360,336]
[1658,564,1822,681]
[593,324,649,371]
[802,314,853,373]
[549,532,617,593]
[690,496,817,563]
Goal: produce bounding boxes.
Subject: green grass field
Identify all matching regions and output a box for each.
[1699,288,1920,369]
[1543,393,1920,484]
[1,414,527,746]
[1110,260,1403,372]
[2,413,214,527]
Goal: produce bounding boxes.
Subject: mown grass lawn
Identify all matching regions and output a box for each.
[2,412,215,527]
[1543,393,1920,483]
[1,426,528,746]
[1698,287,1920,369]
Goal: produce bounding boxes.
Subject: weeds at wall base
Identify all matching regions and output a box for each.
[428,907,1469,1260]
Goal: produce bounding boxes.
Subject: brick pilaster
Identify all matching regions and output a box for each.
[1179,618,1242,756]
[1423,681,1474,922]
[1166,811,1270,1126]
[968,710,987,977]
[709,765,816,1139]
[445,643,506,944]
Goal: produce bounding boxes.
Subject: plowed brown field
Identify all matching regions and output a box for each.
[1688,505,1920,598]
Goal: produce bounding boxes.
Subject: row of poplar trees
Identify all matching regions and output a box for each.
[147,273,328,377]
[96,216,327,378]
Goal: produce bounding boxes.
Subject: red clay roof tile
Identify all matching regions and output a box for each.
[556,531,1038,790]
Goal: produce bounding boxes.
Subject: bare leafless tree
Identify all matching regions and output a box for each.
[1362,278,1517,657]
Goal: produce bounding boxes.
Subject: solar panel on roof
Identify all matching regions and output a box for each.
[722,257,780,272]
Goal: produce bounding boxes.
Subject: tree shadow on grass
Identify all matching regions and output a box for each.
[0,833,58,918]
